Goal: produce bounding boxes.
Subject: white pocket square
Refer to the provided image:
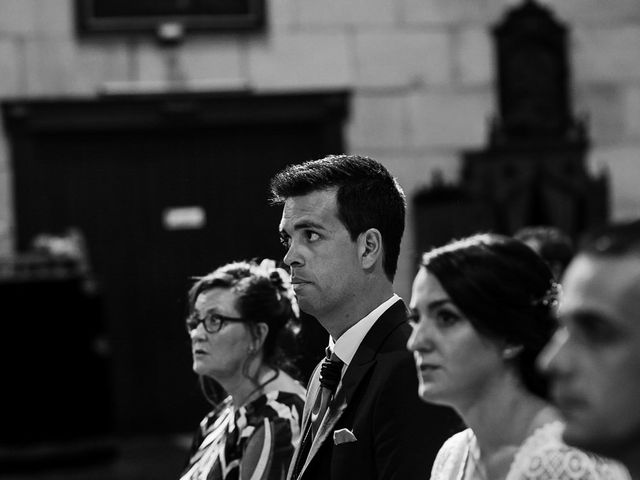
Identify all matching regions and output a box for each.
[333,428,357,445]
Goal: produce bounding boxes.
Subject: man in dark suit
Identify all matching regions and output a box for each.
[271,155,459,480]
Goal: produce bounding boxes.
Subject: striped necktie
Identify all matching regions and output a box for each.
[310,347,343,438]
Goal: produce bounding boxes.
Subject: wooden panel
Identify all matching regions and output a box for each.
[2,91,349,434]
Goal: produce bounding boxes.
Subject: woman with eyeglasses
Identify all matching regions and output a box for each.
[180,259,305,480]
[407,234,629,480]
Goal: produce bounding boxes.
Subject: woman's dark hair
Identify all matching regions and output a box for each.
[187,259,300,404]
[421,234,558,399]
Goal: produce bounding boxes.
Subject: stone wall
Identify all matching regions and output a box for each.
[0,0,638,298]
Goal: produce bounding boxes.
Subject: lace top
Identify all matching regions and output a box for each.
[430,421,630,480]
[180,390,305,480]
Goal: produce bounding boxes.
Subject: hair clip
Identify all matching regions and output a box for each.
[532,281,562,308]
[258,258,300,318]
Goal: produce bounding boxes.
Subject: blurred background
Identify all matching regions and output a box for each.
[0,0,639,478]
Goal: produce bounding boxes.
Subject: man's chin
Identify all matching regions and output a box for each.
[296,297,318,317]
[562,424,618,458]
[562,425,591,449]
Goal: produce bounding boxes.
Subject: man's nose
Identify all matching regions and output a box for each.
[537,326,569,375]
[283,241,303,268]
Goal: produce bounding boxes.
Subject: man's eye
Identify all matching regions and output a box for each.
[576,317,619,345]
[305,231,320,242]
[407,310,420,325]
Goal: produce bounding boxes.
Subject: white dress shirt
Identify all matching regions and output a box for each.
[329,294,401,374]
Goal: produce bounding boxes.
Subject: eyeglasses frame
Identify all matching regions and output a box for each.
[185,311,247,334]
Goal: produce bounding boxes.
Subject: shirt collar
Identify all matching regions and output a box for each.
[329,294,400,366]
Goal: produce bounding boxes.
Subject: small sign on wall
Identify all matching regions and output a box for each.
[75,0,266,36]
[162,206,206,231]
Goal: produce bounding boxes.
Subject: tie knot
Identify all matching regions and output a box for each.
[319,351,343,392]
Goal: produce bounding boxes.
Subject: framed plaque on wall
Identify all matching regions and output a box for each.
[76,0,266,35]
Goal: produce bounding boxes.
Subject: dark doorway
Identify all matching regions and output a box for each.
[3,91,348,435]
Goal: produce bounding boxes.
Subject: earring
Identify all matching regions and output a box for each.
[503,345,523,359]
[248,345,255,354]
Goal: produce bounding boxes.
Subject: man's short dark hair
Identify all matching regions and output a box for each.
[514,225,575,278]
[270,154,406,280]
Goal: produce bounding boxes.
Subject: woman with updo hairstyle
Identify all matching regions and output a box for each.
[407,234,629,480]
[180,259,305,480]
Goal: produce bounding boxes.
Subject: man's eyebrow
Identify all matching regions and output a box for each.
[559,308,603,323]
[291,220,327,231]
[559,309,616,331]
[279,219,328,235]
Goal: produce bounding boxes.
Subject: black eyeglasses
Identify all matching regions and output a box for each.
[185,312,246,334]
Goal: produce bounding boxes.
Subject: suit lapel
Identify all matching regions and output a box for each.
[296,300,409,479]
[298,360,375,477]
[288,364,322,480]
[300,364,321,431]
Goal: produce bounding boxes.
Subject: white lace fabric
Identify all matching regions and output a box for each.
[430,422,630,480]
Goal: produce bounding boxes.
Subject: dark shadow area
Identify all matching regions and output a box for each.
[2,435,191,480]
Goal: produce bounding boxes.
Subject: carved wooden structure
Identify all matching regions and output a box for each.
[414,0,608,253]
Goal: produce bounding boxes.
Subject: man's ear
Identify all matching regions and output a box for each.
[359,228,383,270]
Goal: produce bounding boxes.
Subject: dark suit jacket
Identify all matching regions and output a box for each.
[287,299,461,480]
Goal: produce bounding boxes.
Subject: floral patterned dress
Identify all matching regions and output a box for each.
[181,390,305,480]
